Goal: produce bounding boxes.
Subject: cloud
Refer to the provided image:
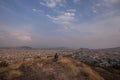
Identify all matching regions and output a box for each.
[73,0,81,3]
[67,9,76,12]
[11,32,32,42]
[100,0,120,8]
[47,12,75,25]
[92,9,97,13]
[0,25,32,45]
[0,31,32,47]
[103,0,120,4]
[40,0,65,8]
[32,8,37,12]
[59,15,120,48]
[90,0,120,19]
[32,8,44,14]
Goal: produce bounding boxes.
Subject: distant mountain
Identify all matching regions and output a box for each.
[0,46,33,50]
[78,47,120,51]
[18,46,33,50]
[39,47,70,50]
[109,47,120,50]
[79,48,90,50]
[100,47,120,52]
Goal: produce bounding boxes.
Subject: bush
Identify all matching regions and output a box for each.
[0,61,9,67]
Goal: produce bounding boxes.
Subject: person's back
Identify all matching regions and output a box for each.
[54,53,58,61]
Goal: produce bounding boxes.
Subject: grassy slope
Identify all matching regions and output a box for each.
[81,61,120,80]
[0,57,104,80]
[92,66,120,80]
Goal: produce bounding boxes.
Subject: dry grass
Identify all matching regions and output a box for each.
[81,64,103,80]
[0,57,104,80]
[93,67,120,80]
[7,70,22,79]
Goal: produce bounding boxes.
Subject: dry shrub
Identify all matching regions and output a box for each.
[0,57,104,80]
[0,61,9,67]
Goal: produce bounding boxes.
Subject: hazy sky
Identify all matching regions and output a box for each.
[0,0,120,49]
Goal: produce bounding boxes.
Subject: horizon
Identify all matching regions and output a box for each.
[0,46,120,50]
[0,0,120,49]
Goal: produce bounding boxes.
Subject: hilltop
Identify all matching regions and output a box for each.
[0,57,103,80]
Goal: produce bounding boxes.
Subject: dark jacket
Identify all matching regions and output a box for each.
[54,53,58,60]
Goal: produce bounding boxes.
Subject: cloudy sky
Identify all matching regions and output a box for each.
[0,0,120,49]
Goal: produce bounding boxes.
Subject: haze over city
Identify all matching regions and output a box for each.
[0,0,120,49]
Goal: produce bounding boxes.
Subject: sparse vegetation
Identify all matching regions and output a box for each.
[0,61,9,67]
[0,57,103,80]
[0,48,120,80]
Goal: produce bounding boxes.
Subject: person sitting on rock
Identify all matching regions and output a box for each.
[54,53,59,61]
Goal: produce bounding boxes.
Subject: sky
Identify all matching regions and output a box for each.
[0,0,120,49]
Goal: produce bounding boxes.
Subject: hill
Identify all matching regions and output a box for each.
[0,46,33,50]
[0,57,103,80]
